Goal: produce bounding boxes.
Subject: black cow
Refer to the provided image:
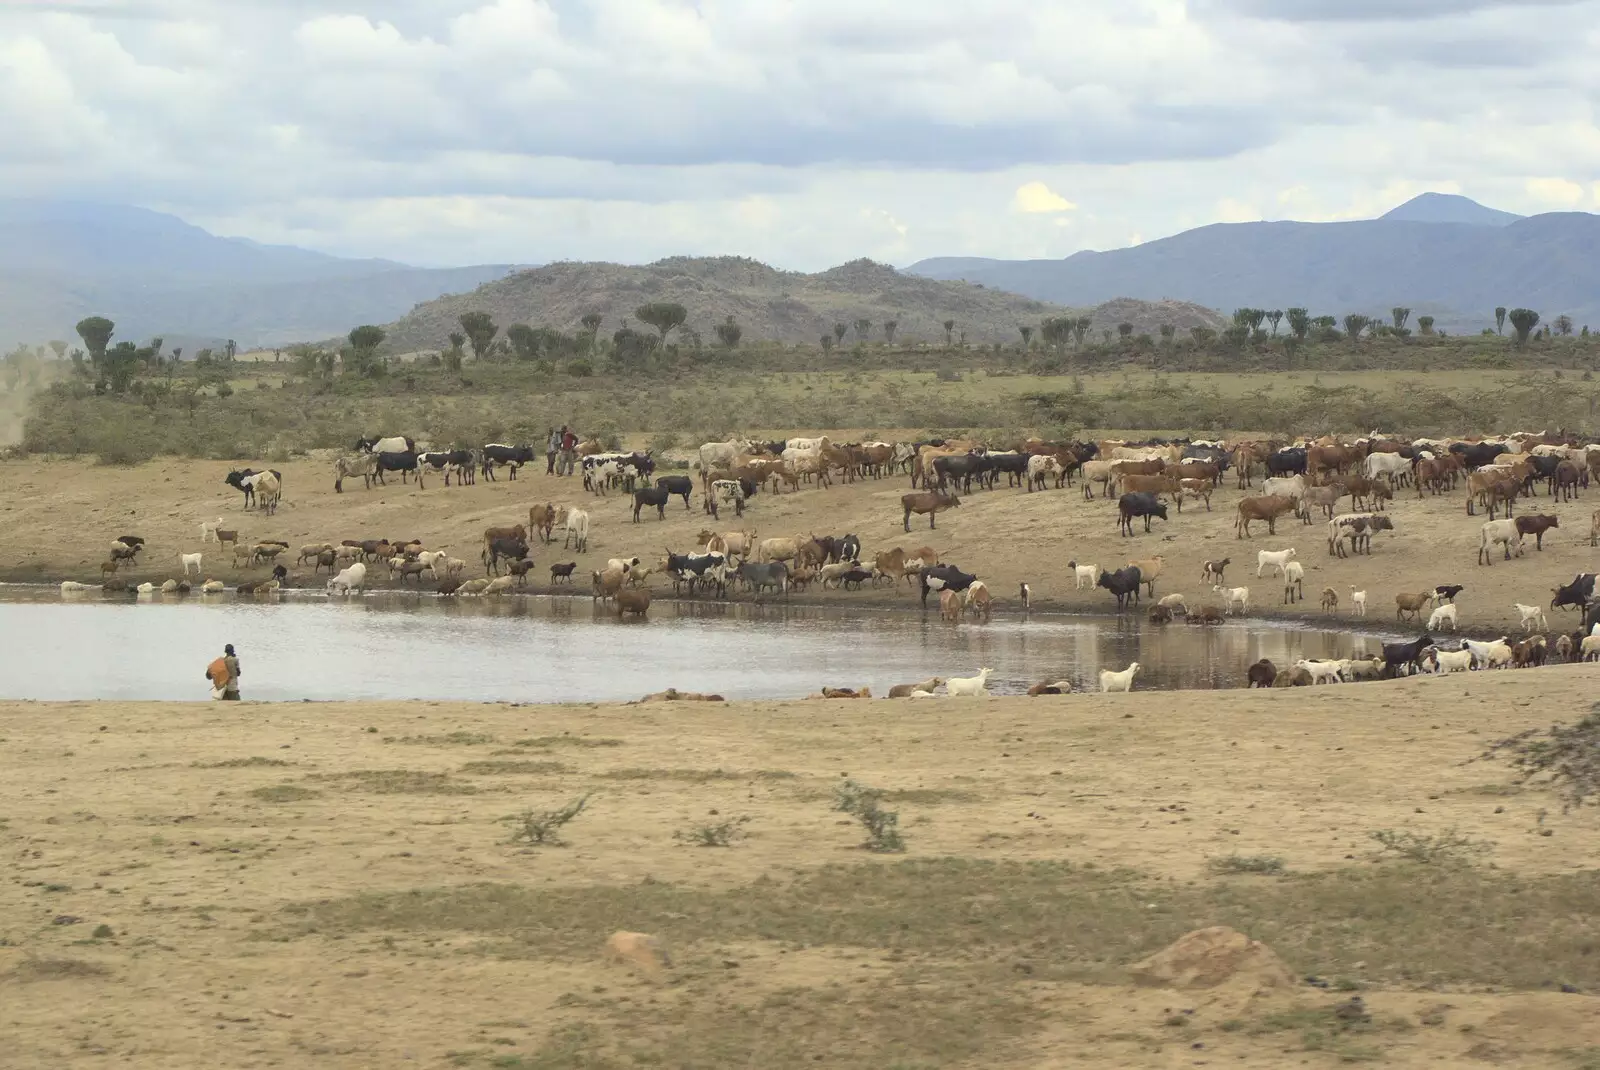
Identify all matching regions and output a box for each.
[1450,442,1509,470]
[736,561,789,597]
[655,475,694,510]
[481,443,535,481]
[483,536,529,576]
[665,549,728,597]
[632,486,671,522]
[1266,448,1307,477]
[1382,634,1433,678]
[224,468,282,507]
[374,450,425,489]
[918,563,977,607]
[1552,572,1597,611]
[988,451,1031,488]
[1118,492,1168,536]
[932,452,990,493]
[1523,453,1562,495]
[1097,566,1143,609]
[839,534,861,562]
[1585,600,1600,636]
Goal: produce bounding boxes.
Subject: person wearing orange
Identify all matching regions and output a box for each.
[206,644,241,700]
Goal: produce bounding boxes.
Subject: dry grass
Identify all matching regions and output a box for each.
[458,760,572,776]
[308,769,479,794]
[250,783,322,803]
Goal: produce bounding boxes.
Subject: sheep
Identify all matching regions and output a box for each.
[1127,555,1164,597]
[60,580,92,593]
[1246,659,1276,687]
[889,677,944,698]
[1426,603,1458,632]
[1582,635,1600,661]
[1477,518,1524,565]
[607,557,640,575]
[1514,602,1548,633]
[201,517,223,543]
[1281,560,1305,604]
[615,587,652,618]
[1257,547,1297,578]
[1213,584,1249,615]
[1395,591,1431,623]
[1320,587,1339,612]
[1342,656,1385,681]
[1156,592,1188,615]
[945,668,993,697]
[1350,587,1367,617]
[1201,558,1229,584]
[1019,582,1031,609]
[1067,560,1102,589]
[458,578,491,595]
[201,579,225,593]
[1098,661,1140,693]
[1554,633,1573,662]
[817,560,857,590]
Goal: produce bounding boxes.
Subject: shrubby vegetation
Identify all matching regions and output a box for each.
[11,302,1600,465]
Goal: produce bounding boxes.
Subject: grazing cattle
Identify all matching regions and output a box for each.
[1096,566,1143,610]
[901,491,960,532]
[697,439,754,479]
[480,443,535,480]
[655,475,694,510]
[1235,494,1297,538]
[736,561,789,597]
[708,478,758,518]
[333,452,379,492]
[1381,634,1434,677]
[1246,659,1277,688]
[1027,454,1064,491]
[1265,447,1307,477]
[374,450,425,489]
[919,563,978,608]
[632,486,671,522]
[964,580,993,619]
[418,449,477,486]
[563,508,590,553]
[1477,518,1523,565]
[1327,513,1393,557]
[1514,513,1559,551]
[1450,441,1509,470]
[528,503,560,544]
[938,587,962,622]
[1551,572,1596,612]
[356,435,415,457]
[1117,492,1168,536]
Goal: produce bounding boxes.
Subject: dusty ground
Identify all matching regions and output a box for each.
[4,672,1600,1068]
[1,450,1596,636]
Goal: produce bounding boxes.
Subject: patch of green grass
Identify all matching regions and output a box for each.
[195,756,293,769]
[1249,1003,1409,1063]
[513,736,623,750]
[386,732,496,746]
[250,784,323,803]
[281,859,1600,991]
[309,770,478,795]
[596,768,794,783]
[1207,854,1287,876]
[459,761,572,776]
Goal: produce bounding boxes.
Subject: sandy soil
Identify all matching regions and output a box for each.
[1,452,1594,637]
[4,670,1600,1068]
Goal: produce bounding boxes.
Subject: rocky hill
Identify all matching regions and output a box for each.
[379,256,1223,351]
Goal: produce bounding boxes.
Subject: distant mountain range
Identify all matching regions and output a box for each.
[908,194,1599,333]
[376,256,1225,352]
[0,200,517,351]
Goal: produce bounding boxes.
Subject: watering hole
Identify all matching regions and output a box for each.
[1,587,1395,702]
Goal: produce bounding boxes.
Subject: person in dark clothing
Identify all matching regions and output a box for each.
[545,427,559,474]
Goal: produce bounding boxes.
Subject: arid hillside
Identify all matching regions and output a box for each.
[380,257,1225,351]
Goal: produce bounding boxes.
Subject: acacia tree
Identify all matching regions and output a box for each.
[1554,314,1574,336]
[853,318,871,343]
[635,303,687,347]
[1507,308,1540,345]
[942,319,955,347]
[714,316,742,349]
[458,311,499,360]
[75,316,115,375]
[1342,313,1371,344]
[1495,306,1507,334]
[883,319,898,345]
[1266,309,1283,336]
[1040,316,1074,351]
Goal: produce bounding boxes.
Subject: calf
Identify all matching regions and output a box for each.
[655,475,694,510]
[1514,513,1559,551]
[902,491,960,532]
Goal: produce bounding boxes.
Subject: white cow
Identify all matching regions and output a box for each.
[563,508,590,552]
[1363,452,1412,484]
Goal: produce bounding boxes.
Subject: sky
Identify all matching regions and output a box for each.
[2,0,1598,269]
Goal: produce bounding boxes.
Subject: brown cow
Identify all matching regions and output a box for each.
[902,492,960,532]
[1234,494,1298,538]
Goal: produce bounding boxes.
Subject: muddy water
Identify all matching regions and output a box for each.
[0,588,1395,702]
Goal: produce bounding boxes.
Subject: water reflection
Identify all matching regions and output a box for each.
[2,588,1391,703]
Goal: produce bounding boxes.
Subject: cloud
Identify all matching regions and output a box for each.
[1013,182,1077,214]
[0,0,1596,276]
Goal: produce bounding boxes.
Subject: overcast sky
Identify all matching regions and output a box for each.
[3,0,1598,268]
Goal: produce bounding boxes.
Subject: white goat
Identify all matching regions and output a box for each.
[1462,636,1513,669]
[1426,603,1458,632]
[1213,584,1250,615]
[945,668,994,697]
[201,517,223,543]
[1098,661,1141,693]
[179,551,203,577]
[1281,560,1305,603]
[1068,561,1101,589]
[1427,647,1475,674]
[1257,547,1297,578]
[1582,635,1600,661]
[1350,587,1367,617]
[1295,659,1344,685]
[1514,603,1547,633]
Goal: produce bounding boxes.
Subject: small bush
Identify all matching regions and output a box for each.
[675,815,751,848]
[251,784,321,803]
[1207,854,1286,875]
[833,779,905,853]
[1370,828,1492,865]
[1479,705,1600,811]
[505,794,590,847]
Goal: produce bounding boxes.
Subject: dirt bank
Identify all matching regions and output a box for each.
[0,454,1594,637]
[4,670,1600,1068]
